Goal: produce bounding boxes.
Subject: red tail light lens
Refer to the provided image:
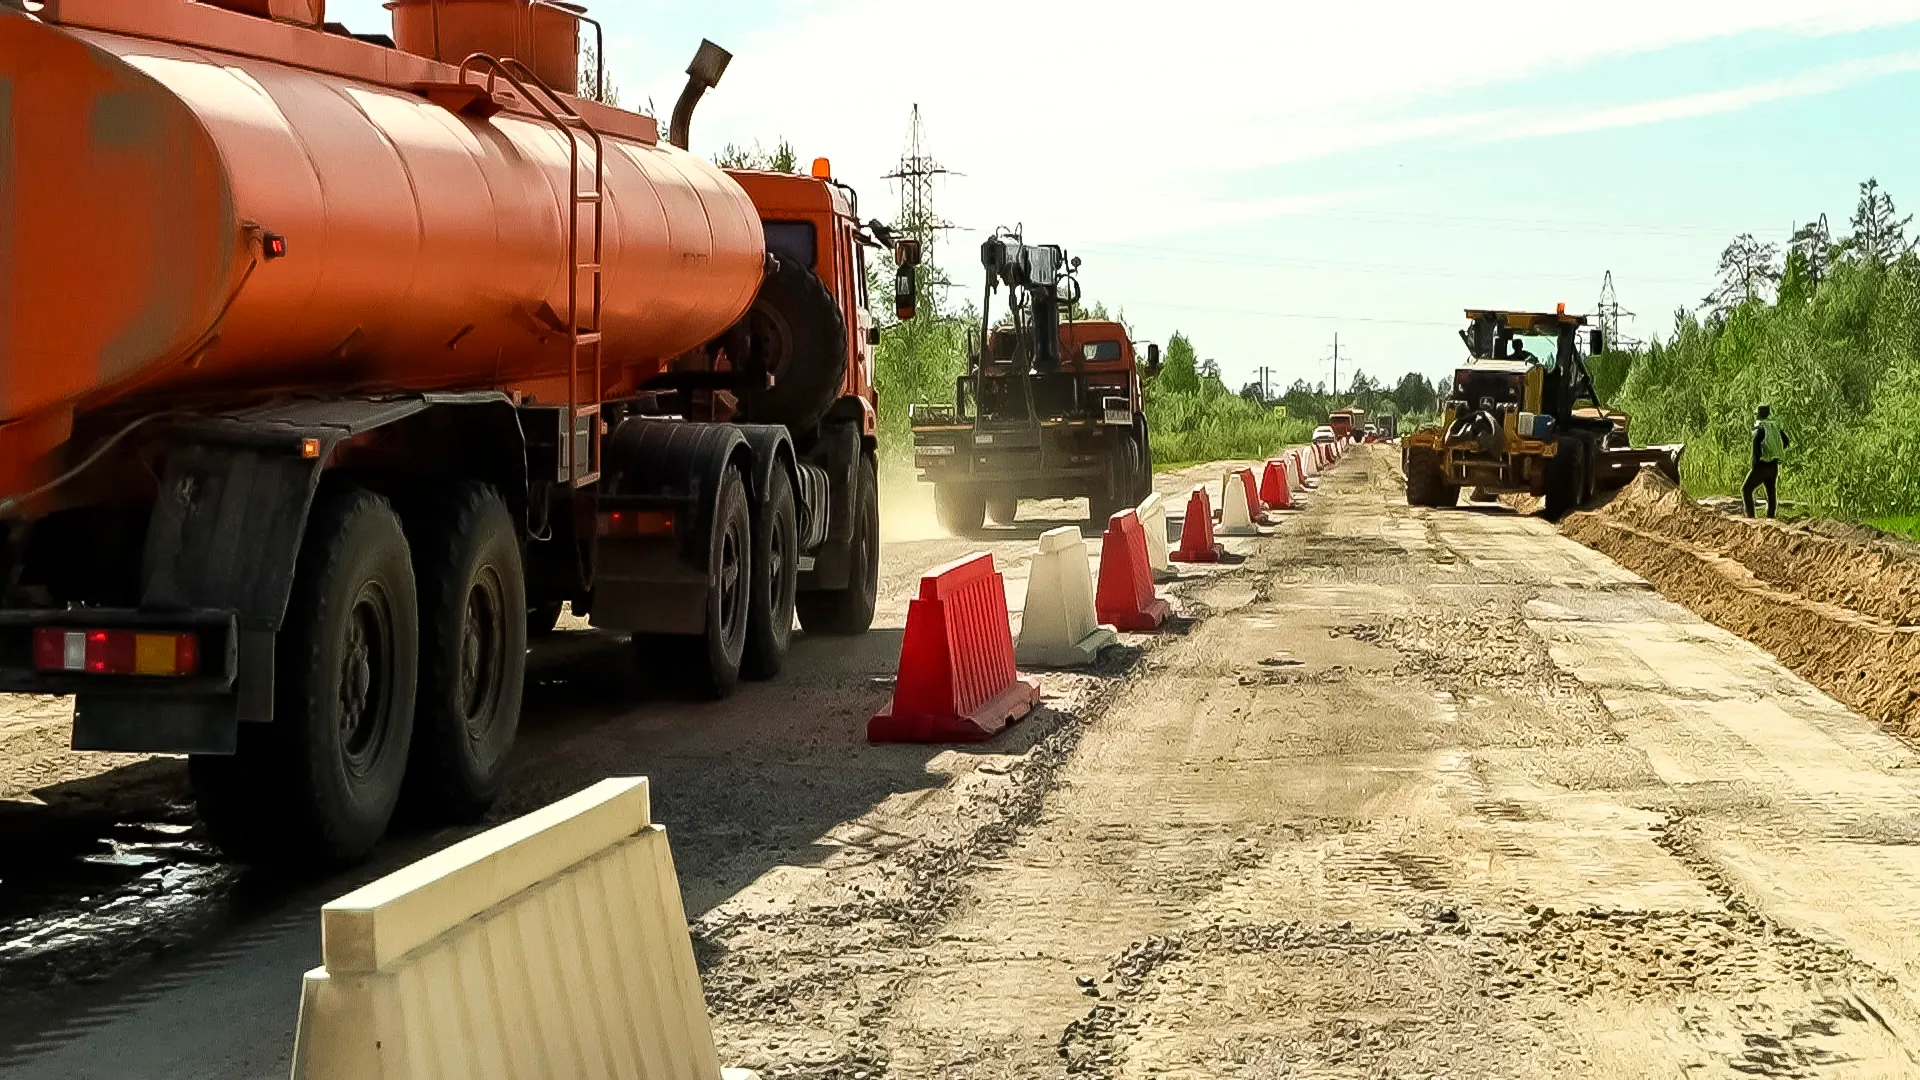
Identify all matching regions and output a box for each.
[31,628,201,676]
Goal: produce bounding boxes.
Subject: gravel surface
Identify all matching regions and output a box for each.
[5,448,1920,1078]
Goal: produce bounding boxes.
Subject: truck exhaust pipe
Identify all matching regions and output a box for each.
[669,39,732,151]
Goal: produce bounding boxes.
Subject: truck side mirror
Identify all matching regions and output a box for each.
[1589,328,1605,355]
[1147,343,1162,374]
[894,265,917,321]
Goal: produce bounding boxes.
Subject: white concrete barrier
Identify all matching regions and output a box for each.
[1219,469,1261,537]
[1136,492,1175,581]
[1016,526,1118,667]
[291,778,722,1080]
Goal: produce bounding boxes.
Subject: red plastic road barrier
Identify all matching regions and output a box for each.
[1261,458,1294,510]
[870,553,1039,743]
[1096,510,1171,630]
[1171,485,1224,563]
[1236,467,1271,523]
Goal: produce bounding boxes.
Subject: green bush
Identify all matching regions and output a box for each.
[1611,255,1920,518]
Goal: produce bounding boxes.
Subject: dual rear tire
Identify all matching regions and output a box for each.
[192,482,526,864]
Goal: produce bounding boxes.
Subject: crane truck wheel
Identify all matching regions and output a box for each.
[189,486,419,864]
[634,466,753,699]
[797,453,879,635]
[986,493,1019,526]
[743,465,799,680]
[736,257,850,432]
[1404,446,1460,508]
[935,482,986,536]
[404,483,525,823]
[1092,433,1142,523]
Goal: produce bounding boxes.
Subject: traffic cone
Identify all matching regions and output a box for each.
[870,553,1039,743]
[1171,485,1224,562]
[1136,492,1177,582]
[1219,469,1261,536]
[1237,467,1272,524]
[1016,527,1117,667]
[1261,458,1294,510]
[1096,510,1170,630]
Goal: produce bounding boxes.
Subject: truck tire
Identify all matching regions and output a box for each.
[406,483,525,823]
[935,482,986,536]
[736,258,848,432]
[1404,446,1460,508]
[1545,435,1588,521]
[1128,420,1144,503]
[189,486,418,864]
[634,466,752,699]
[1092,433,1142,523]
[986,493,1019,526]
[743,465,798,680]
[797,453,878,636]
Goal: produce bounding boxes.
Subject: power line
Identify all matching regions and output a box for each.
[882,104,957,255]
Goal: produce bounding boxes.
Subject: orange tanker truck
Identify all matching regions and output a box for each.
[0,0,917,861]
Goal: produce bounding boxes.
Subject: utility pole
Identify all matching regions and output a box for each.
[1256,365,1274,403]
[1597,271,1639,351]
[1324,333,1343,398]
[883,105,956,273]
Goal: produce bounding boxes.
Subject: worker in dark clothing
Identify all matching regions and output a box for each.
[1743,404,1790,518]
[1508,339,1536,364]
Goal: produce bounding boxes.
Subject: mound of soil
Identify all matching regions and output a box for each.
[1562,468,1920,738]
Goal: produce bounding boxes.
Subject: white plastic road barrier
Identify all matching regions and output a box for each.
[1219,469,1261,537]
[1299,447,1317,479]
[1016,526,1118,667]
[290,778,722,1080]
[1136,492,1175,581]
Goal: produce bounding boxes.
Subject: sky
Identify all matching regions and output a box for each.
[326,0,1920,396]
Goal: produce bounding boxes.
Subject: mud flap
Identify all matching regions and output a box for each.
[593,419,749,635]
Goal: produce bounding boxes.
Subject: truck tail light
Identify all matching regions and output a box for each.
[597,510,674,538]
[32,628,200,676]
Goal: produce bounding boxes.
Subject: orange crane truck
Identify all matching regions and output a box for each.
[0,0,916,862]
[909,231,1158,533]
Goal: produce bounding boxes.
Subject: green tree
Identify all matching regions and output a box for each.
[714,138,800,173]
[1391,371,1436,417]
[1704,233,1781,315]
[1158,332,1200,393]
[578,44,621,106]
[1840,178,1912,265]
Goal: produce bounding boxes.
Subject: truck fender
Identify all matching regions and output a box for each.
[130,395,527,731]
[593,419,752,635]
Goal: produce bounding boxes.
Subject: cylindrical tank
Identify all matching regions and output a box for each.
[0,8,766,428]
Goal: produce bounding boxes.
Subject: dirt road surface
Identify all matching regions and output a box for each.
[5,447,1920,1078]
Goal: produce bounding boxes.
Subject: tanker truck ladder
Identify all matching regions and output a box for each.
[458,54,607,487]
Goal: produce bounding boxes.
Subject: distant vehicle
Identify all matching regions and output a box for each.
[1328,408,1363,439]
[1312,426,1337,443]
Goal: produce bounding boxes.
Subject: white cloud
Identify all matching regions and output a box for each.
[652,0,1920,257]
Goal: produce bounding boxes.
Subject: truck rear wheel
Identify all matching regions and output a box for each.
[634,466,752,699]
[406,483,525,823]
[1404,446,1460,508]
[190,486,418,864]
[986,493,1019,526]
[935,482,985,536]
[743,465,798,680]
[797,453,878,636]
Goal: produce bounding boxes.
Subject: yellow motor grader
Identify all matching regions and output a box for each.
[1402,308,1681,520]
